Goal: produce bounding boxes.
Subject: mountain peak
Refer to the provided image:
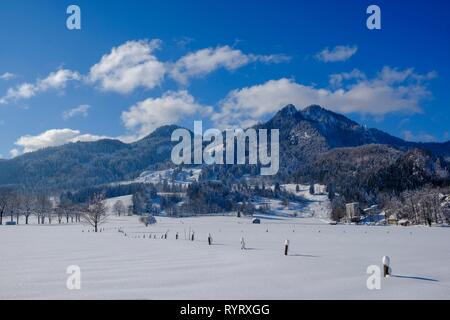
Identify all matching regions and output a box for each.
[302,104,325,113]
[301,105,359,127]
[139,125,183,141]
[277,104,298,116]
[262,104,303,129]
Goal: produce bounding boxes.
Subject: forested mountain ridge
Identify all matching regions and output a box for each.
[0,125,182,190]
[0,104,448,192]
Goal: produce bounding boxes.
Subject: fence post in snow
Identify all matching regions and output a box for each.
[284,239,289,256]
[382,256,391,277]
[208,233,212,245]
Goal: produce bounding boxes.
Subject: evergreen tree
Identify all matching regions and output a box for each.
[309,184,315,195]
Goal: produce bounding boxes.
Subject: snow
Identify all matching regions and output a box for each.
[119,168,202,187]
[281,184,331,220]
[252,196,307,218]
[250,184,331,220]
[1,215,449,299]
[103,195,133,214]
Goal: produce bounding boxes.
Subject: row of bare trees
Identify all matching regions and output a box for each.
[0,188,108,232]
[0,188,82,225]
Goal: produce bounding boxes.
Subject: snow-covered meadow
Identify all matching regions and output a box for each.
[1,213,449,299]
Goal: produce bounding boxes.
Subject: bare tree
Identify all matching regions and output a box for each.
[36,193,51,224]
[402,191,420,224]
[58,197,74,223]
[56,206,64,224]
[330,196,346,222]
[0,190,8,225]
[20,192,36,225]
[139,215,156,227]
[383,187,449,226]
[46,210,53,224]
[112,200,126,217]
[7,191,19,224]
[15,195,23,224]
[70,203,83,223]
[82,194,107,232]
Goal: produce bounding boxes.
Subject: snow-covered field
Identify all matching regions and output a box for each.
[1,214,449,300]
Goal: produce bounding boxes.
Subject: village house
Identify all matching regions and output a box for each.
[345,202,360,222]
[387,214,399,225]
[313,184,327,195]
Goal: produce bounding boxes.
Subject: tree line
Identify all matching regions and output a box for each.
[0,186,108,231]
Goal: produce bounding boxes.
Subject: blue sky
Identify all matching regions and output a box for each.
[0,0,449,158]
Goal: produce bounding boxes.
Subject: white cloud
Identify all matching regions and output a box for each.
[1,83,36,103]
[0,72,15,80]
[175,36,195,48]
[315,45,358,62]
[377,66,437,84]
[170,45,290,84]
[88,39,166,94]
[251,54,291,64]
[38,69,81,90]
[13,129,110,154]
[0,69,80,104]
[63,104,90,120]
[212,67,435,127]
[122,90,212,137]
[329,69,366,88]
[1,41,290,102]
[9,149,20,158]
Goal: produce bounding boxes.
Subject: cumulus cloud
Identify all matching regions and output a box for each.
[0,72,15,80]
[13,129,110,155]
[9,149,20,158]
[174,36,195,48]
[212,67,436,127]
[329,69,366,88]
[1,41,291,101]
[377,66,437,84]
[0,69,80,104]
[170,45,290,84]
[315,45,358,62]
[121,90,212,137]
[63,104,90,120]
[251,54,291,64]
[88,39,166,94]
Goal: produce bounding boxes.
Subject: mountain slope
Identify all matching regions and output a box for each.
[261,104,449,173]
[0,125,182,191]
[0,105,448,191]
